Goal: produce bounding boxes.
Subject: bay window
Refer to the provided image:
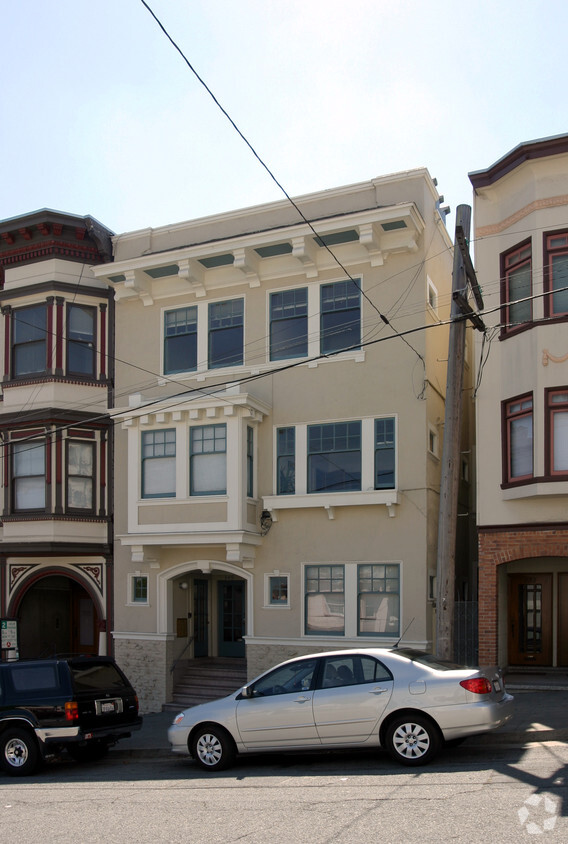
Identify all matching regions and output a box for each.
[544,230,568,317]
[307,421,361,493]
[12,304,47,377]
[13,440,45,510]
[190,424,227,495]
[141,430,176,498]
[502,241,532,331]
[547,389,568,476]
[67,304,96,376]
[67,440,95,510]
[504,395,533,483]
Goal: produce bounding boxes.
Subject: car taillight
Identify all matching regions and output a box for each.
[460,678,492,695]
[134,694,139,714]
[65,701,79,721]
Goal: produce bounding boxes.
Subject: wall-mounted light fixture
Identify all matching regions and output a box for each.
[260,509,273,536]
[179,581,188,590]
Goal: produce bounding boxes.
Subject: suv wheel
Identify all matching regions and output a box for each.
[0,728,40,776]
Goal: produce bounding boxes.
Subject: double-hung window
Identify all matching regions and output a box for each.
[276,427,295,494]
[305,565,345,635]
[269,288,308,360]
[190,424,226,495]
[375,418,395,489]
[320,280,360,354]
[67,304,96,376]
[544,231,568,318]
[502,241,532,331]
[547,389,568,476]
[12,304,47,377]
[307,422,361,493]
[164,307,197,374]
[358,564,400,636]
[141,430,176,498]
[67,440,95,511]
[504,395,533,482]
[13,440,45,511]
[208,299,243,368]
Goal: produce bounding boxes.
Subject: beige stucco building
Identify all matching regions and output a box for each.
[92,170,464,712]
[471,134,568,668]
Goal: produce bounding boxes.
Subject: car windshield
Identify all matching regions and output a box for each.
[394,648,467,671]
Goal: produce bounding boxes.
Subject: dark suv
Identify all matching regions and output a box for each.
[0,656,142,776]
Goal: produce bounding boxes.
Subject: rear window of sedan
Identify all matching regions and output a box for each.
[394,649,466,670]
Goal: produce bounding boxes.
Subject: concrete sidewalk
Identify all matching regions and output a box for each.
[110,679,568,760]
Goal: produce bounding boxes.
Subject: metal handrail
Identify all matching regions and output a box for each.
[170,636,195,674]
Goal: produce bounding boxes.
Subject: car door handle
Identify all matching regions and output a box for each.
[370,687,389,694]
[294,696,311,703]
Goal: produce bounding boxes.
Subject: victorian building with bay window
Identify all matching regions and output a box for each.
[0,209,115,658]
[92,170,471,712]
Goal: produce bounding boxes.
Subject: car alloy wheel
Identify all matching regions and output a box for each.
[385,715,439,766]
[191,724,235,772]
[0,728,39,776]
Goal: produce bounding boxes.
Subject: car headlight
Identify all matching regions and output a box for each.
[173,712,185,725]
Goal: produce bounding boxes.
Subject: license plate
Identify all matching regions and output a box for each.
[95,698,123,715]
[493,679,502,693]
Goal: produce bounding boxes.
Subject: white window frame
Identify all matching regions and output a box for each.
[301,561,402,639]
[127,573,150,606]
[426,276,439,315]
[263,572,291,609]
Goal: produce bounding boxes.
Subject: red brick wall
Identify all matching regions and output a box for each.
[478,527,568,664]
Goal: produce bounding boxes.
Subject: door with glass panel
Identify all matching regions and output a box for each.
[508,574,552,665]
[218,581,245,658]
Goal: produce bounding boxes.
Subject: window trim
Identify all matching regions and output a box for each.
[127,573,149,606]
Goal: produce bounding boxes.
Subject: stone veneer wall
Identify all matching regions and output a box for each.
[246,642,353,680]
[114,637,173,714]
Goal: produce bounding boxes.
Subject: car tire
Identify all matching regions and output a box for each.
[67,741,110,763]
[0,727,40,776]
[385,714,440,766]
[191,724,236,772]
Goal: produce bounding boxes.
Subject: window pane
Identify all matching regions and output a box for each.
[132,576,148,603]
[68,442,94,476]
[68,476,93,509]
[67,305,96,375]
[190,425,227,495]
[510,415,533,478]
[375,418,395,489]
[15,476,45,510]
[552,253,568,314]
[305,565,344,635]
[508,263,532,325]
[164,307,197,374]
[142,430,176,498]
[277,427,295,494]
[358,563,400,636]
[307,422,361,493]
[209,300,243,368]
[320,280,360,354]
[14,442,44,476]
[13,305,46,343]
[553,411,568,471]
[270,289,308,360]
[269,576,288,604]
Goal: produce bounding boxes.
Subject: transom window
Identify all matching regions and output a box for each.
[190,424,227,495]
[141,430,176,498]
[502,241,532,330]
[545,231,568,318]
[12,304,47,377]
[504,395,533,482]
[164,307,197,374]
[307,422,361,493]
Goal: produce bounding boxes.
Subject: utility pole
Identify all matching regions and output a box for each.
[436,205,484,660]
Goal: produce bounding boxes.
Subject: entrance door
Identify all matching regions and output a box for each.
[193,579,209,658]
[508,574,552,665]
[218,581,245,658]
[71,584,98,655]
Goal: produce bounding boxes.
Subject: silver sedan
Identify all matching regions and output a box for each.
[168,648,513,771]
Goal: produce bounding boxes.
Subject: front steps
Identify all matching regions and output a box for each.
[164,657,247,711]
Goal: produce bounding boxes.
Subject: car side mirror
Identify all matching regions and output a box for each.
[240,684,254,699]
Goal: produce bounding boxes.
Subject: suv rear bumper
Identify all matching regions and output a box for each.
[37,717,143,746]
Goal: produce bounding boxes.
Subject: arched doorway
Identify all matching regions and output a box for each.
[16,575,99,658]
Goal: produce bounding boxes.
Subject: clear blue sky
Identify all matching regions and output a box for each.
[1,0,566,235]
